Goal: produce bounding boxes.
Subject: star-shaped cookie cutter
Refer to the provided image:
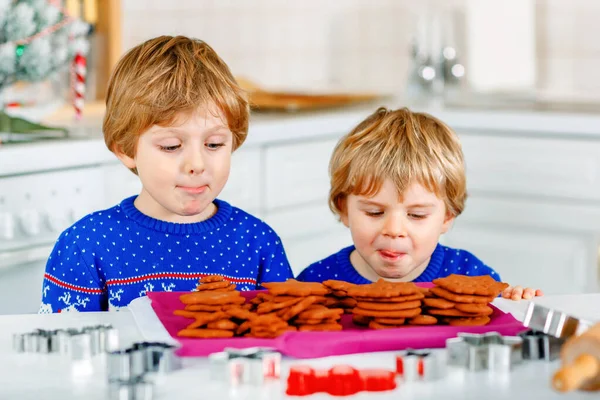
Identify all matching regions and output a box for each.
[519,330,563,361]
[446,332,523,372]
[209,347,281,386]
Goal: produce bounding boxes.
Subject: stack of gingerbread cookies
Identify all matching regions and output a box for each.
[321,280,358,313]
[422,274,509,326]
[175,275,254,338]
[259,280,345,332]
[345,279,437,329]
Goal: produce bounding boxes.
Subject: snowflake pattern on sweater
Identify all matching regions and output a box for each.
[296,244,501,284]
[39,196,293,313]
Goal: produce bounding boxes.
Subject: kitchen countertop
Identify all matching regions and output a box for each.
[1,294,598,399]
[3,98,600,177]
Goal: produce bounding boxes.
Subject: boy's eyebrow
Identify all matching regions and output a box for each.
[405,202,437,208]
[357,199,385,207]
[152,125,230,135]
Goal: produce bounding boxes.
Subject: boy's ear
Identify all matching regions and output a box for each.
[113,146,137,170]
[441,212,455,234]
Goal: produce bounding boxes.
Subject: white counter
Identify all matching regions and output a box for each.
[1,295,598,399]
[3,100,600,177]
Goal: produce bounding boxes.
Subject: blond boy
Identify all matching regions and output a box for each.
[39,36,293,313]
[297,107,540,300]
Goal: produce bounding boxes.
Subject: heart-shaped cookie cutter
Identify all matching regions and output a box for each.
[446,331,523,372]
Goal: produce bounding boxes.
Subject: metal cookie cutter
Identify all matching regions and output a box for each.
[107,341,181,382]
[13,325,119,359]
[446,332,523,372]
[132,342,182,375]
[522,302,594,340]
[209,347,282,386]
[108,377,153,400]
[519,330,563,361]
[396,349,445,381]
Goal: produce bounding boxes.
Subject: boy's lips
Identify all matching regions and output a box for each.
[178,185,208,194]
[377,249,407,261]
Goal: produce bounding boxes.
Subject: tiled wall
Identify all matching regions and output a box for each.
[121,0,420,95]
[536,0,600,102]
[121,0,600,101]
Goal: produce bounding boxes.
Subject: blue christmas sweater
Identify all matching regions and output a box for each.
[39,196,293,313]
[296,244,501,283]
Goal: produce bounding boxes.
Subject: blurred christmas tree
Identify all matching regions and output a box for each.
[0,0,90,136]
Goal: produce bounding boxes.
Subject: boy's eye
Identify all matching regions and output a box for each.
[159,144,181,152]
[206,143,225,150]
[365,211,383,217]
[408,213,427,220]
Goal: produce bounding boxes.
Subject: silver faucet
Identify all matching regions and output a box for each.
[407,9,465,101]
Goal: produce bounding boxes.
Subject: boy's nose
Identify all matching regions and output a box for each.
[184,151,205,175]
[382,215,407,238]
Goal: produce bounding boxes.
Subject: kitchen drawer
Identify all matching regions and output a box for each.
[460,133,600,201]
[264,139,339,210]
[219,148,261,211]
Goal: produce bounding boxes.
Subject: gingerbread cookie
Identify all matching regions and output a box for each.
[352,307,422,319]
[408,315,438,325]
[429,287,494,304]
[178,328,234,338]
[280,296,320,321]
[374,317,406,325]
[196,281,231,291]
[180,291,245,305]
[298,323,343,332]
[322,279,357,292]
[256,297,304,314]
[356,300,422,311]
[353,293,425,302]
[199,275,227,283]
[454,303,494,315]
[432,274,508,297]
[262,279,330,296]
[206,319,238,330]
[426,307,493,317]
[423,297,456,309]
[368,321,403,329]
[445,316,491,326]
[347,279,419,298]
[296,306,344,321]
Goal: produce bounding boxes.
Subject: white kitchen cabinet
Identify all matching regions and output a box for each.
[263,139,339,210]
[218,147,262,215]
[439,132,600,293]
[263,202,351,274]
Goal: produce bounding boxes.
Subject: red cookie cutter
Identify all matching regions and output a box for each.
[286,364,396,396]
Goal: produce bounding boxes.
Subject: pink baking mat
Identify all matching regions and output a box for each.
[147,286,526,359]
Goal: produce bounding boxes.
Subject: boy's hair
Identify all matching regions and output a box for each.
[103,35,249,171]
[329,107,466,218]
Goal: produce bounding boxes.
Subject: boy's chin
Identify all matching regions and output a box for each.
[373,267,412,281]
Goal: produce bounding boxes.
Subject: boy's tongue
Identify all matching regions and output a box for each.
[379,249,405,259]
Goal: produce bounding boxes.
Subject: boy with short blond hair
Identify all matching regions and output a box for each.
[39,36,293,313]
[298,107,540,300]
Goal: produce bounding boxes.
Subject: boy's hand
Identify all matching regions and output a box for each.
[501,285,543,301]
